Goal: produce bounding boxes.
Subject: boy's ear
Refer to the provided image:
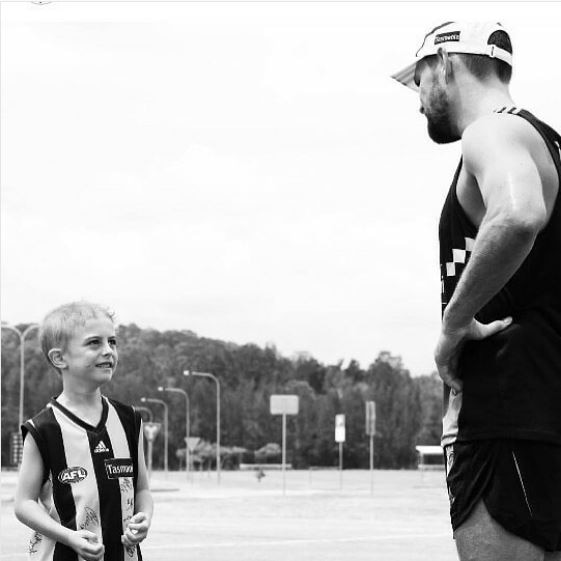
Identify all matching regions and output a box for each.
[48,349,66,370]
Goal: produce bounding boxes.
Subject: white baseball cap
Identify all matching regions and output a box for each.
[392,21,513,91]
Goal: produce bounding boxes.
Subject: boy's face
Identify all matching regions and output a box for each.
[60,315,118,387]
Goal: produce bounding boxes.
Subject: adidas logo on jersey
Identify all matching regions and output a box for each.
[94,440,109,454]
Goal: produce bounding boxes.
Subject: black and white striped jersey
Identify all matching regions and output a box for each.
[439,108,561,447]
[22,396,143,561]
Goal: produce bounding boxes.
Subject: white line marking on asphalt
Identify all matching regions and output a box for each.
[0,533,451,558]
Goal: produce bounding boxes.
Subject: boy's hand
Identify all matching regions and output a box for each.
[67,530,104,561]
[121,512,151,547]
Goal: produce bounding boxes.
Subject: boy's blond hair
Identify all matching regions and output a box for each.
[39,301,115,373]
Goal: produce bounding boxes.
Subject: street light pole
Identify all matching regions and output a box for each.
[133,405,153,423]
[184,370,221,483]
[134,405,154,475]
[1,323,39,429]
[158,386,190,477]
[140,397,168,474]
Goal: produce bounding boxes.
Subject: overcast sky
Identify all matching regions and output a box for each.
[2,1,560,376]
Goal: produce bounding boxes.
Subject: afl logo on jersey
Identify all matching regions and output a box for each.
[58,466,87,484]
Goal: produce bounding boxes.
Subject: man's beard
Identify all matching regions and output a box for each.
[425,87,460,144]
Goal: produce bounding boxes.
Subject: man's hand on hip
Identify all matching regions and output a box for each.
[434,316,513,393]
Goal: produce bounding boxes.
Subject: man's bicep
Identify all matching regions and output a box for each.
[480,149,544,217]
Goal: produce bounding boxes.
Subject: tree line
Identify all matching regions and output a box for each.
[1,323,443,469]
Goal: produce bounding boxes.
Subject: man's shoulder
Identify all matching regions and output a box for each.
[461,111,539,174]
[463,112,532,148]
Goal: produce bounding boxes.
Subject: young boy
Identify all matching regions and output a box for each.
[14,301,153,561]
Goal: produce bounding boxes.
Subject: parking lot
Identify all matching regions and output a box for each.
[1,468,456,561]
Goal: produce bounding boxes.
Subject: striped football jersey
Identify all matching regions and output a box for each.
[22,396,143,561]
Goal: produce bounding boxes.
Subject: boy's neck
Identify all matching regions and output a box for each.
[57,389,104,425]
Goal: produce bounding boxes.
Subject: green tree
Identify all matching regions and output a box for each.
[414,372,443,445]
[2,321,434,470]
[365,352,422,468]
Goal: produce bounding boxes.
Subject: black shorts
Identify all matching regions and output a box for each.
[445,439,561,552]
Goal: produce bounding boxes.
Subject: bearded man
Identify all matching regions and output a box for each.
[393,22,561,561]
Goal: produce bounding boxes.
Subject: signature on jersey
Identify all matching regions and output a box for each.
[29,531,43,555]
[79,506,100,531]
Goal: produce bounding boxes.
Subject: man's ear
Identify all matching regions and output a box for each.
[436,47,453,84]
[48,348,66,370]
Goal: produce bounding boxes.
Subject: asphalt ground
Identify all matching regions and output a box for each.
[1,468,457,560]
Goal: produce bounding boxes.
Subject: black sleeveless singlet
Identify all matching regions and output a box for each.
[439,108,561,446]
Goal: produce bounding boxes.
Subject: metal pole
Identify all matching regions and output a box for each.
[141,398,168,474]
[365,400,376,496]
[339,442,343,490]
[159,387,190,478]
[133,406,153,422]
[2,324,39,430]
[20,325,39,428]
[216,378,221,484]
[164,405,168,474]
[147,440,153,479]
[282,412,287,496]
[186,396,190,479]
[19,335,25,427]
[183,371,220,484]
[370,434,374,496]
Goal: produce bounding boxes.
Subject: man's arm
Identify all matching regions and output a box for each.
[435,116,548,391]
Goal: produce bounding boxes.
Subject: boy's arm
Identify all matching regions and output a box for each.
[14,434,105,561]
[135,428,154,517]
[122,422,153,546]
